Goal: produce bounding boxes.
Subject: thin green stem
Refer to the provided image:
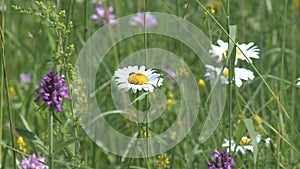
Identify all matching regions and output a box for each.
[143,1,151,168]
[0,0,16,167]
[195,0,290,120]
[278,0,288,168]
[227,2,234,158]
[0,1,4,168]
[48,110,54,169]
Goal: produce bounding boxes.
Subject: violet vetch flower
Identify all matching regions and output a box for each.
[207,149,235,169]
[35,71,69,112]
[165,69,176,84]
[91,4,117,26]
[20,73,31,84]
[130,12,158,28]
[20,154,48,169]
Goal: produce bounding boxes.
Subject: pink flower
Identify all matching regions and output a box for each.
[20,73,31,84]
[130,12,158,28]
[91,4,117,26]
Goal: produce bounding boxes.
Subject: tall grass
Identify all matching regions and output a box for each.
[1,0,300,168]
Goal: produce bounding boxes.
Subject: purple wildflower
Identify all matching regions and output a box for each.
[35,71,69,112]
[20,154,48,169]
[165,69,176,84]
[130,12,158,28]
[91,4,117,26]
[20,73,31,84]
[207,149,235,169]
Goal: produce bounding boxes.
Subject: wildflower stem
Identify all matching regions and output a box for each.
[0,0,3,166]
[226,0,233,156]
[0,1,17,167]
[143,1,151,168]
[48,110,54,169]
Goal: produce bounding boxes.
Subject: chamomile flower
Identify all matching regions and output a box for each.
[234,67,255,87]
[204,65,254,87]
[210,40,228,63]
[114,65,163,93]
[210,39,260,64]
[222,135,262,155]
[235,42,260,64]
[204,65,229,85]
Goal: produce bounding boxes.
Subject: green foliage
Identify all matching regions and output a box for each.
[1,0,300,168]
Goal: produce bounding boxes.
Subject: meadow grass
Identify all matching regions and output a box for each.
[1,0,300,168]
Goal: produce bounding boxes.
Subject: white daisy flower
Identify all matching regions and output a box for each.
[297,78,300,86]
[265,137,271,147]
[114,65,163,93]
[222,135,262,155]
[235,42,260,64]
[234,67,255,87]
[222,139,235,152]
[222,138,253,155]
[204,65,254,87]
[210,39,228,63]
[204,65,229,85]
[209,40,260,64]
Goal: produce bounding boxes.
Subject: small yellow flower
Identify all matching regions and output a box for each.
[167,91,176,106]
[9,86,16,99]
[198,79,205,87]
[253,114,263,124]
[157,153,170,169]
[204,5,216,15]
[167,99,176,106]
[141,126,151,138]
[17,136,26,153]
[253,114,264,133]
[167,91,174,98]
[170,132,177,140]
[237,114,245,124]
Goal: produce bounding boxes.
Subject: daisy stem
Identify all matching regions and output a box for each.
[0,1,4,166]
[0,2,17,168]
[143,2,152,168]
[48,110,54,169]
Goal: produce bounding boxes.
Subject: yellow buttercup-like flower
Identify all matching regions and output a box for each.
[198,79,205,87]
[157,153,170,169]
[17,136,27,153]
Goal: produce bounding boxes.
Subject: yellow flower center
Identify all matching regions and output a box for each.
[223,68,229,77]
[240,137,251,146]
[128,73,149,85]
[221,49,229,60]
[236,49,242,57]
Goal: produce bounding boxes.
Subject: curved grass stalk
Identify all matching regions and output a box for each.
[0,1,17,167]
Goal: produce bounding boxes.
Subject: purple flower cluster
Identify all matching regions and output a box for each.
[91,4,117,26]
[20,154,48,169]
[130,12,158,28]
[207,149,235,169]
[35,71,69,112]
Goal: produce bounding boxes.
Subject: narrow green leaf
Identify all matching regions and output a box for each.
[15,128,37,140]
[54,137,83,153]
[228,25,237,58]
[234,120,247,152]
[243,118,258,166]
